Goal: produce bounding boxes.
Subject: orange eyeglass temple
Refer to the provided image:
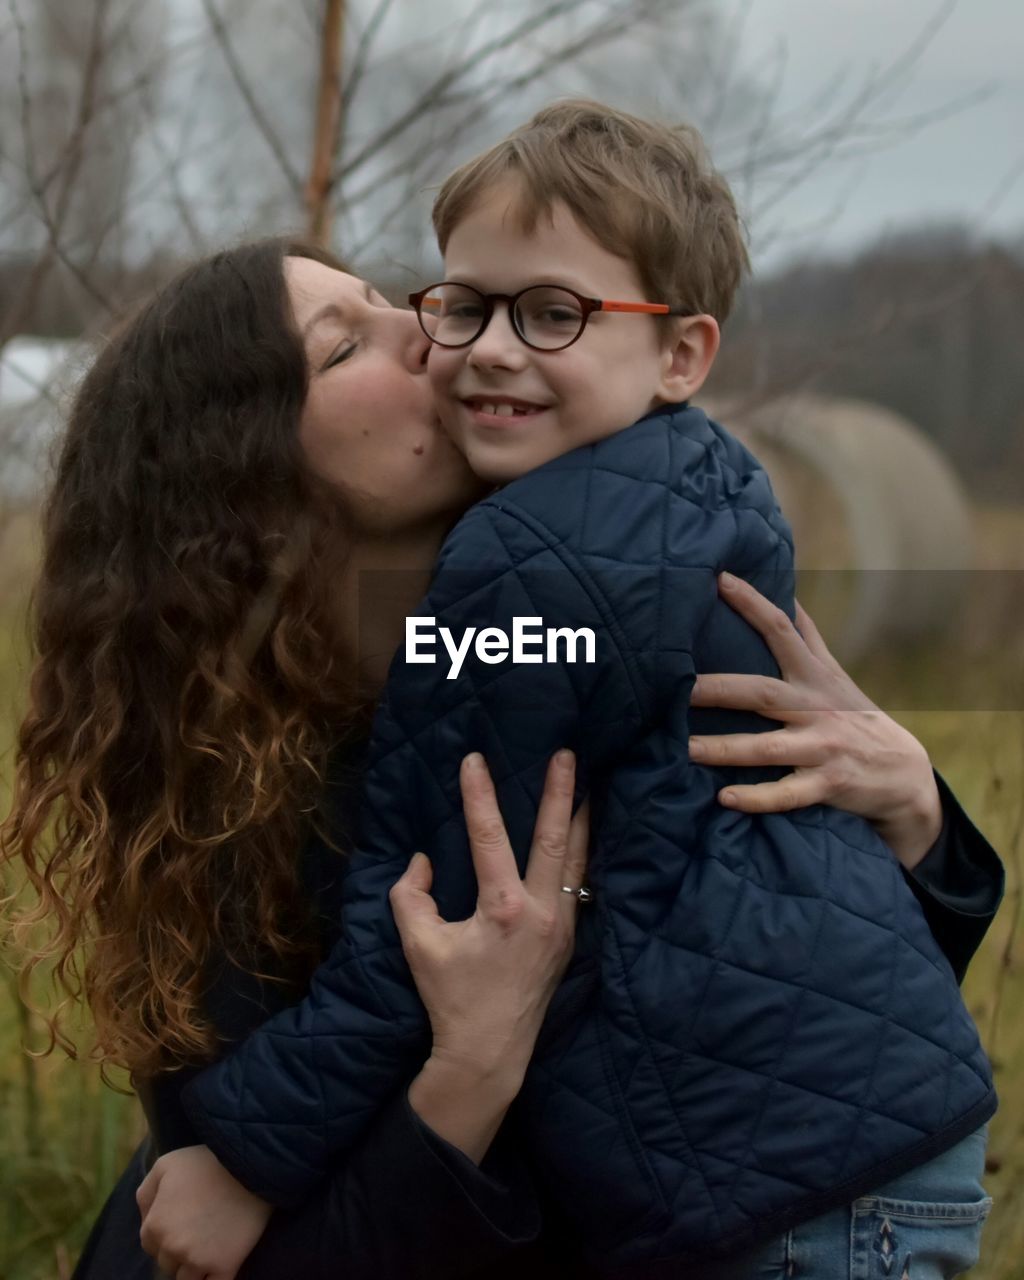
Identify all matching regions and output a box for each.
[414,294,684,317]
[598,300,671,314]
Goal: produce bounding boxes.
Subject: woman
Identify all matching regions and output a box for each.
[2,239,1000,1280]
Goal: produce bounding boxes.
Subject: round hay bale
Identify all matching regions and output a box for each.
[698,392,974,660]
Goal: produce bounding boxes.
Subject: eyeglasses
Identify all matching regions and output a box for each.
[408,282,695,353]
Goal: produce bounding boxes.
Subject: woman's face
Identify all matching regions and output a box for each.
[285,256,487,536]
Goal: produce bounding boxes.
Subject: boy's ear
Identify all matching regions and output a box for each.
[655,315,720,403]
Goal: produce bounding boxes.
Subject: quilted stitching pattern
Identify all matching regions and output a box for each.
[182,406,995,1265]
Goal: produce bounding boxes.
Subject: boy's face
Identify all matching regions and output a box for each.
[427,181,677,484]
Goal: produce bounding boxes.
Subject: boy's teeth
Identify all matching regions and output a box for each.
[475,401,535,416]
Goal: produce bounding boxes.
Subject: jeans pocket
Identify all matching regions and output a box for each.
[851,1193,993,1280]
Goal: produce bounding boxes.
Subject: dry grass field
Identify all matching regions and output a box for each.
[1,506,1022,1280]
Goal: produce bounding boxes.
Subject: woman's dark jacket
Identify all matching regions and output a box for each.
[180,405,998,1269]
[73,756,1001,1280]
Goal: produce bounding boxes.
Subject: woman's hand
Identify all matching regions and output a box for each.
[688,572,942,870]
[392,748,589,1162]
[136,1143,271,1280]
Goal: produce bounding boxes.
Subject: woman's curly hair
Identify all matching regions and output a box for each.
[2,237,364,1078]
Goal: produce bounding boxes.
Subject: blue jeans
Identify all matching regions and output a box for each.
[705,1127,992,1279]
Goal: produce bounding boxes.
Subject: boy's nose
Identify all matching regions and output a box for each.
[466,306,529,372]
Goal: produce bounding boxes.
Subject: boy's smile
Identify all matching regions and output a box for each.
[427,179,694,484]
[462,394,553,425]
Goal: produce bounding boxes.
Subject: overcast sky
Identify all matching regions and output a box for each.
[731,0,1024,269]
[148,0,1024,276]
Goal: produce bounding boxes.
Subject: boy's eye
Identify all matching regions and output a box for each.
[446,301,485,320]
[518,289,584,335]
[537,306,579,325]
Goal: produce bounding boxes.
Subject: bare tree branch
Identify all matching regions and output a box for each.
[2,0,115,348]
[714,0,976,225]
[0,28,203,236]
[747,85,994,227]
[200,0,304,196]
[89,29,208,120]
[333,0,602,188]
[702,0,755,142]
[341,0,682,242]
[341,0,396,115]
[128,38,206,253]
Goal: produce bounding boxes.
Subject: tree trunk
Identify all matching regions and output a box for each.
[305,0,346,247]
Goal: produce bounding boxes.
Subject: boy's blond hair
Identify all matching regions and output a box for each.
[432,98,750,323]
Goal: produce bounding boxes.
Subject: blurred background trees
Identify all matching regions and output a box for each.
[1,3,1022,1277]
[711,230,1024,499]
[2,0,1020,497]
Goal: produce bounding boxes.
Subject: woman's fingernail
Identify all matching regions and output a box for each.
[719,571,737,590]
[720,789,737,806]
[555,748,575,766]
[688,736,706,758]
[409,851,426,869]
[464,752,484,772]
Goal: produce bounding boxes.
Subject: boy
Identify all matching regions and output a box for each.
[180,102,995,1273]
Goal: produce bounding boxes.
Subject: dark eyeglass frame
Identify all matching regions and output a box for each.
[408,281,696,352]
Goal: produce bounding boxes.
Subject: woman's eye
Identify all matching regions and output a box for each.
[324,342,357,370]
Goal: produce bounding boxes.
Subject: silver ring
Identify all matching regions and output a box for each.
[560,885,592,903]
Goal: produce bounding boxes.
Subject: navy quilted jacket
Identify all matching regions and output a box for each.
[184,404,996,1269]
